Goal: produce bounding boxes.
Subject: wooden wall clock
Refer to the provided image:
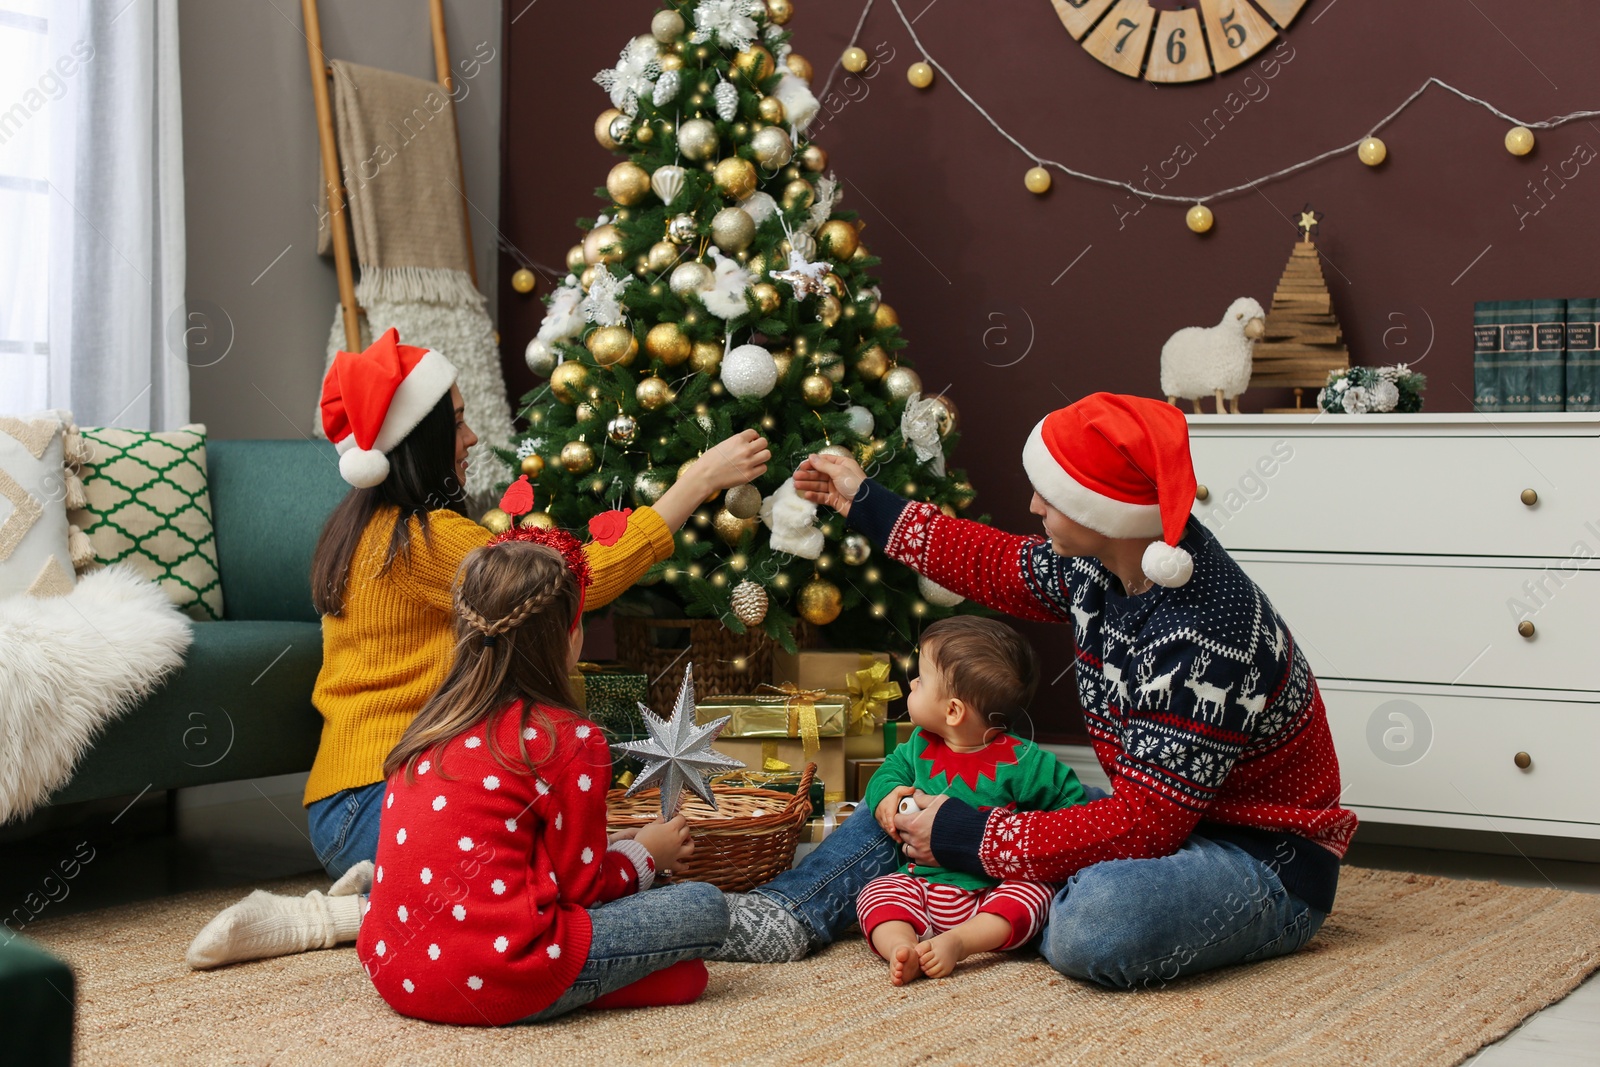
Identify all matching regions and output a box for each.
[1051,0,1308,83]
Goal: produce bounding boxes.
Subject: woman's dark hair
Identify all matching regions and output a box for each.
[311,392,466,617]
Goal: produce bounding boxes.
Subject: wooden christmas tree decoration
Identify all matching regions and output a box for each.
[1251,205,1350,413]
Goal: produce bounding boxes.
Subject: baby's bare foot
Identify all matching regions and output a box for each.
[890,943,924,985]
[916,931,969,979]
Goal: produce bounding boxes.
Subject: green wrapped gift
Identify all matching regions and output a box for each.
[572,661,650,736]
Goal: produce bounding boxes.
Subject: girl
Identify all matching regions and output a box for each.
[358,534,726,1024]
[188,329,763,969]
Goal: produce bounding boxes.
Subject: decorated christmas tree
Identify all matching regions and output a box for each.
[504,0,976,654]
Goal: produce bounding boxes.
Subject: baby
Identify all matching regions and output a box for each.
[858,616,1085,984]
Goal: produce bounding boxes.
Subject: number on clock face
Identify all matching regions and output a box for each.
[1050,0,1305,83]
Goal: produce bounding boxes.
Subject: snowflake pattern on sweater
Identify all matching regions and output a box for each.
[356,704,653,1026]
[850,483,1356,911]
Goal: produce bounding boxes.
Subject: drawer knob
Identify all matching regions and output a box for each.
[1521,488,1538,506]
[1517,619,1536,638]
[1195,484,1210,502]
[1514,751,1532,770]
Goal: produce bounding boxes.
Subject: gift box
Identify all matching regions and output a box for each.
[696,691,851,741]
[713,734,881,805]
[571,661,650,736]
[771,649,902,736]
[800,801,860,844]
[711,768,825,815]
[848,758,885,802]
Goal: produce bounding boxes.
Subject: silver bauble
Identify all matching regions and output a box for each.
[844,404,874,438]
[721,344,779,399]
[841,533,872,566]
[633,467,672,505]
[750,126,794,169]
[667,213,698,245]
[651,164,687,205]
[918,574,965,607]
[711,207,756,254]
[884,365,923,402]
[607,414,639,445]
[670,260,715,296]
[525,337,558,377]
[650,9,685,42]
[678,118,719,161]
[725,483,763,519]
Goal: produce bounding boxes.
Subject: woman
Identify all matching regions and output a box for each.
[187,329,767,969]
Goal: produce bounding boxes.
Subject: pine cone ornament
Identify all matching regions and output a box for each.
[731,580,769,627]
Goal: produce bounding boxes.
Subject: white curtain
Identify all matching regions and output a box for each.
[0,0,187,428]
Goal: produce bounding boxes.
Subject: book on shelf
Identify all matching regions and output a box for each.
[1566,298,1599,412]
[1530,299,1566,412]
[1473,301,1503,411]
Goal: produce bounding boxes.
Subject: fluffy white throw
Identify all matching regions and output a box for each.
[0,565,191,823]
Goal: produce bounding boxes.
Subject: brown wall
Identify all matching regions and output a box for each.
[499,0,1600,738]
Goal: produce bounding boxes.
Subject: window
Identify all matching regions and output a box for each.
[0,1,54,413]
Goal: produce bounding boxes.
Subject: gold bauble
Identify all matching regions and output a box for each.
[595,108,625,149]
[576,401,599,424]
[785,53,813,80]
[550,360,589,404]
[818,294,842,327]
[801,373,833,407]
[670,260,715,296]
[678,118,719,161]
[818,220,859,259]
[519,511,555,531]
[766,0,794,25]
[584,223,626,265]
[647,240,680,273]
[724,482,763,519]
[733,44,775,82]
[952,481,976,509]
[750,126,794,168]
[851,243,871,262]
[1505,125,1536,156]
[690,340,723,374]
[874,303,899,329]
[781,179,815,210]
[636,124,655,144]
[711,206,757,253]
[854,344,890,381]
[1024,166,1052,194]
[931,394,958,437]
[651,8,685,42]
[822,358,845,382]
[645,321,692,365]
[560,439,595,474]
[907,61,934,89]
[884,365,923,402]
[636,376,675,411]
[480,508,512,535]
[1186,203,1214,233]
[606,161,651,206]
[633,468,671,505]
[797,578,843,626]
[714,157,758,200]
[823,273,846,298]
[566,244,587,272]
[757,95,786,124]
[586,324,637,367]
[714,507,758,546]
[771,348,794,380]
[1357,136,1387,166]
[580,266,597,290]
[519,453,546,478]
[799,143,828,173]
[841,46,869,73]
[753,282,781,314]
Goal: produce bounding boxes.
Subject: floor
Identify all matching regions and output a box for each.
[5,777,1598,1065]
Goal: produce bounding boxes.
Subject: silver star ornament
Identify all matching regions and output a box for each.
[611,665,745,818]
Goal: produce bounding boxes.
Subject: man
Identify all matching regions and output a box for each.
[712,393,1356,987]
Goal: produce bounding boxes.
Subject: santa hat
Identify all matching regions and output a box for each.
[320,328,458,488]
[1021,393,1198,588]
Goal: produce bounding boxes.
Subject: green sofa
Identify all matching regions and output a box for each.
[46,440,348,807]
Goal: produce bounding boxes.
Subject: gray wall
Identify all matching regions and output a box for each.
[178,0,502,440]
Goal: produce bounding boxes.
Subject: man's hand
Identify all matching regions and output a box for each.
[874,786,916,842]
[892,791,948,865]
[794,452,866,516]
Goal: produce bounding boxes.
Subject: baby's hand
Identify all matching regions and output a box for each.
[634,814,695,872]
[875,786,916,842]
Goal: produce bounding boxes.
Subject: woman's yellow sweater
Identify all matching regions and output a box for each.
[304,505,673,805]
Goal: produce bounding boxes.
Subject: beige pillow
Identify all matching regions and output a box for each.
[71,424,223,620]
[0,410,84,599]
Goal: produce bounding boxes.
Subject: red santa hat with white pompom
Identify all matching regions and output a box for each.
[1021,392,1198,588]
[320,327,458,488]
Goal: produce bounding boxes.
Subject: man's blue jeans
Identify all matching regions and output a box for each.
[753,788,1327,988]
[520,882,729,1022]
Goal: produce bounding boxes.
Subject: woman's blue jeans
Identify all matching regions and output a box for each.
[751,787,1327,988]
[306,781,386,880]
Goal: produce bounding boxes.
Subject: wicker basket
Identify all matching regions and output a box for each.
[606,763,816,892]
[613,616,776,712]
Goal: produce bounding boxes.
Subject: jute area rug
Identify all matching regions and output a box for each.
[27,866,1600,1066]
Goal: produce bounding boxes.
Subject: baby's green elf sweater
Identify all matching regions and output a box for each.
[862,727,1086,890]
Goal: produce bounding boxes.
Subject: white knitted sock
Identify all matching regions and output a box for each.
[186,890,363,970]
[328,860,373,897]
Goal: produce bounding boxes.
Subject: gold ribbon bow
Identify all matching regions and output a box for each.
[756,681,827,758]
[846,659,902,733]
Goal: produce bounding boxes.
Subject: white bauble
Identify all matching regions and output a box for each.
[844,404,874,438]
[918,575,965,607]
[525,338,558,377]
[721,344,779,399]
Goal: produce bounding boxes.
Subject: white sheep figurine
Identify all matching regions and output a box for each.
[1160,297,1267,414]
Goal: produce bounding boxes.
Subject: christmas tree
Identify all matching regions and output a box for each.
[506,1,975,653]
[1251,205,1350,412]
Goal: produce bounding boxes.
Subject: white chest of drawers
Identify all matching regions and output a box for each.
[1188,413,1600,840]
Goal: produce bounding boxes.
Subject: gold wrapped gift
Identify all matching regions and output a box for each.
[696,686,850,757]
[772,650,901,735]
